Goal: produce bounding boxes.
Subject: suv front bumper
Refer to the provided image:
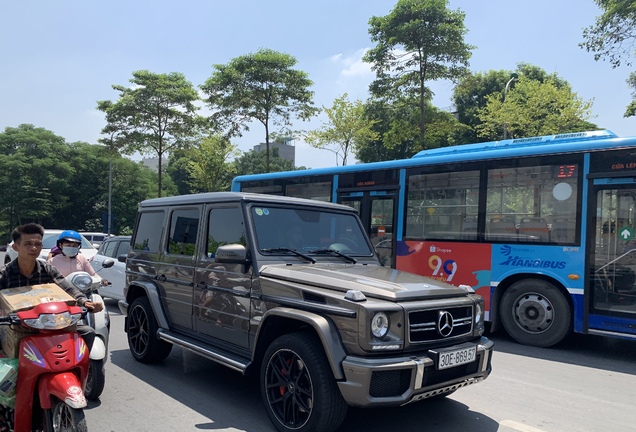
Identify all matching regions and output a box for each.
[337,337,494,407]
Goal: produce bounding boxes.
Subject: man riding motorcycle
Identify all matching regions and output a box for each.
[0,223,104,430]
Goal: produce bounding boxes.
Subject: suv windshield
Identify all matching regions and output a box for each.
[250,205,372,256]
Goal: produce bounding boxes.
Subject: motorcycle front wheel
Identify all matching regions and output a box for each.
[46,397,88,432]
[85,358,106,400]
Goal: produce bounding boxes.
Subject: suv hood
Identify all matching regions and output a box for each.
[259,264,470,301]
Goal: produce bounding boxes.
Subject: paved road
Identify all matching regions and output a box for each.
[85,300,636,432]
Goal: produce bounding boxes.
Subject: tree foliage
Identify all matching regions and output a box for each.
[364,0,473,149]
[304,94,379,166]
[356,99,469,163]
[0,124,157,241]
[186,135,240,192]
[581,1,636,117]
[476,76,596,140]
[580,0,636,68]
[97,70,202,197]
[201,48,318,172]
[453,63,573,143]
[0,124,71,229]
[232,148,304,177]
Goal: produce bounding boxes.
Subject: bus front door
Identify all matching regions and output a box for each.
[589,181,636,334]
[338,190,396,267]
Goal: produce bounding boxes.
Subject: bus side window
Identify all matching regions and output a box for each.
[519,217,549,242]
[551,217,575,244]
[488,217,516,240]
[461,217,477,240]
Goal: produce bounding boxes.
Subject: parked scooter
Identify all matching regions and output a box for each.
[64,258,114,400]
[0,301,90,431]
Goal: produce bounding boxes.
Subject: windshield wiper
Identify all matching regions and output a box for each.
[309,248,357,264]
[260,248,316,264]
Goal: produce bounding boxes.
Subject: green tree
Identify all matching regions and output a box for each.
[476,76,596,140]
[581,0,636,68]
[200,48,319,172]
[59,142,158,233]
[355,99,469,163]
[186,135,240,192]
[364,0,473,149]
[581,1,636,117]
[97,70,202,197]
[232,148,304,177]
[167,149,195,195]
[453,64,573,143]
[0,124,73,228]
[304,94,379,166]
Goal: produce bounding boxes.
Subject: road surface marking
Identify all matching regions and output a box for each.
[500,420,547,432]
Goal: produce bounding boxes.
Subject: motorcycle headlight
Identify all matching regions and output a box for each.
[70,274,92,292]
[24,311,83,330]
[371,312,390,339]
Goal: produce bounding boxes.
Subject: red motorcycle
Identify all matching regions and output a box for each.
[0,301,89,432]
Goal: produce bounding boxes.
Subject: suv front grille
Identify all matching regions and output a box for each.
[409,306,473,343]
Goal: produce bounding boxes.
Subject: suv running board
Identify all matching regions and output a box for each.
[157,329,250,374]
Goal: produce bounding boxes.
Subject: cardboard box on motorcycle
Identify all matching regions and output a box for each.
[0,283,75,358]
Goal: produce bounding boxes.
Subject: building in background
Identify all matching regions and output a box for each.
[252,138,295,166]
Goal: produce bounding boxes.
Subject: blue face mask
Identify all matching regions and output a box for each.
[62,246,80,257]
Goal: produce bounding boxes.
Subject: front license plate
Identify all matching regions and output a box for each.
[437,346,476,370]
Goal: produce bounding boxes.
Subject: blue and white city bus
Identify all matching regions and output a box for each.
[232,130,636,347]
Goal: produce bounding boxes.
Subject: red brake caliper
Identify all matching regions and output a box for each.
[279,357,292,395]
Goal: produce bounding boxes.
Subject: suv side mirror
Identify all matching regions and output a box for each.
[215,244,247,263]
[102,258,115,268]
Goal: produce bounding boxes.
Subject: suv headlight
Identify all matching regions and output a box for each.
[371,312,389,338]
[475,300,485,335]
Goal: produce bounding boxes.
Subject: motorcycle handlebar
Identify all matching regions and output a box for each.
[0,313,21,326]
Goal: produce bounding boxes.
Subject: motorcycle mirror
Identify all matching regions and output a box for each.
[102,258,115,269]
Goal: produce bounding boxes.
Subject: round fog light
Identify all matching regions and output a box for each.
[371,312,389,338]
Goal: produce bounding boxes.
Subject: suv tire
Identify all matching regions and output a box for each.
[127,296,172,363]
[261,332,348,432]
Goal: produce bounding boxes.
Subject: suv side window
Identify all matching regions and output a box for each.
[207,206,245,258]
[133,211,165,252]
[168,208,200,256]
[116,240,131,257]
[102,240,117,258]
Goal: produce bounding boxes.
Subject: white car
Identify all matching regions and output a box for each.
[89,235,130,301]
[4,229,99,265]
[78,231,114,247]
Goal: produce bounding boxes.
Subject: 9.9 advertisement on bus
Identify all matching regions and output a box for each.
[396,241,492,310]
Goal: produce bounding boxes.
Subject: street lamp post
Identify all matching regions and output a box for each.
[108,155,112,235]
[503,74,518,140]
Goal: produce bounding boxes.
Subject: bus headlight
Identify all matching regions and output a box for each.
[371,312,390,338]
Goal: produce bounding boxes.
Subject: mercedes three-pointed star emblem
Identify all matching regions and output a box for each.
[437,311,454,337]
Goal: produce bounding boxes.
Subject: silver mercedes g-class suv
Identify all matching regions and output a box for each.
[119,192,493,432]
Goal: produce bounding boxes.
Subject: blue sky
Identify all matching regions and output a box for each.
[1,0,632,168]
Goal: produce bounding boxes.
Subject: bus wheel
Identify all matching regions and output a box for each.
[500,279,571,348]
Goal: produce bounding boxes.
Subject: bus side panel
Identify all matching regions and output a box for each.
[396,240,493,313]
[396,240,586,330]
[489,244,586,332]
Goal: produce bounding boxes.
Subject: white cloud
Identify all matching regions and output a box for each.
[331,48,373,80]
